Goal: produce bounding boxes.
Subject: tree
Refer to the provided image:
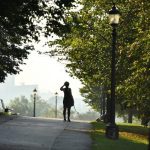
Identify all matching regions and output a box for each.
[9,96,32,116]
[47,0,150,122]
[33,95,56,117]
[9,95,60,117]
[0,0,75,82]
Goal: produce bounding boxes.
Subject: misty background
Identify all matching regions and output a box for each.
[0,75,99,120]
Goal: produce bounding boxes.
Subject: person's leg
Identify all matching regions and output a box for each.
[67,107,71,122]
[63,106,66,121]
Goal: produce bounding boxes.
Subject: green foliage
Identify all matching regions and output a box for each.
[9,96,32,116]
[8,96,61,117]
[0,0,75,82]
[80,85,101,111]
[8,95,100,120]
[48,0,150,121]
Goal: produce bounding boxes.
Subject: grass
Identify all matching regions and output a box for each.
[0,111,12,116]
[91,121,149,150]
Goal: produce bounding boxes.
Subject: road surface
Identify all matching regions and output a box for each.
[0,116,92,150]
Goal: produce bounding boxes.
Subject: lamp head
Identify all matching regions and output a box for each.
[108,3,120,25]
[33,88,37,95]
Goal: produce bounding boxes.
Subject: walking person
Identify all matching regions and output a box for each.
[60,81,74,122]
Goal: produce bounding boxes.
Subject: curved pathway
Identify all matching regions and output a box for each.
[0,116,92,150]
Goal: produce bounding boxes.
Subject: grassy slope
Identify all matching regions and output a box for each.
[91,121,149,150]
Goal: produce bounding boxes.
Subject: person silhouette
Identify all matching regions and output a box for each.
[60,81,74,122]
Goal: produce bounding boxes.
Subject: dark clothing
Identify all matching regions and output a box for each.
[63,106,71,121]
[62,88,74,108]
[60,84,74,121]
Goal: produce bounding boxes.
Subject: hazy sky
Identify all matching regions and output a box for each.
[15,50,83,98]
[0,38,92,113]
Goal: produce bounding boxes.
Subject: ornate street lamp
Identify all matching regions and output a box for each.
[33,88,37,117]
[105,3,120,139]
[55,92,58,118]
[108,4,120,25]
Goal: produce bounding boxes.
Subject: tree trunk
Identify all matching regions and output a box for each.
[102,94,106,115]
[128,108,133,123]
[105,94,111,123]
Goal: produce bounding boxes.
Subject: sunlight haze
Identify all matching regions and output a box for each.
[15,51,83,98]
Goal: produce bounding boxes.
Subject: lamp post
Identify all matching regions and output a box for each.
[33,88,37,117]
[105,3,120,139]
[55,92,58,118]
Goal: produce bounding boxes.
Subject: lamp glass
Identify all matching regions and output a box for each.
[33,89,37,95]
[109,14,120,25]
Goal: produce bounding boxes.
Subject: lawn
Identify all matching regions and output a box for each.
[91,121,149,150]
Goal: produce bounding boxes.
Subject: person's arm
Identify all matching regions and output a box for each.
[60,84,65,91]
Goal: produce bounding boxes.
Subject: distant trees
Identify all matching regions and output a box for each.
[9,96,62,117]
[47,0,150,124]
[73,111,99,121]
[8,95,99,121]
[9,96,32,116]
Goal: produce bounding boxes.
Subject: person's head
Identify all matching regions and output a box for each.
[64,81,69,87]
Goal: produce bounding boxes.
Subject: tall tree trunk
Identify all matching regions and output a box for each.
[102,93,106,115]
[105,94,111,123]
[128,108,133,123]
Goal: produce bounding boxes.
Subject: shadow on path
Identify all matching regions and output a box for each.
[51,120,92,150]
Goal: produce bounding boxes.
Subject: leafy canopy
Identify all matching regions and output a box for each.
[0,0,75,82]
[48,0,150,121]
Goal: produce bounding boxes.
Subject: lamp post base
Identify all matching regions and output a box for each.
[106,123,119,139]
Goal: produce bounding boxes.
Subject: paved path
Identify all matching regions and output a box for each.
[0,116,92,150]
